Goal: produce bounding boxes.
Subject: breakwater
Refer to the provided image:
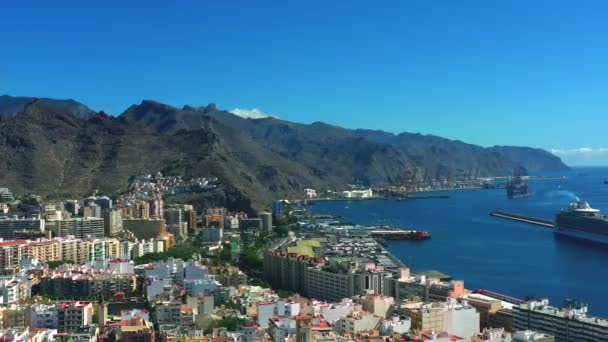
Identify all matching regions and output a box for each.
[490,211,554,228]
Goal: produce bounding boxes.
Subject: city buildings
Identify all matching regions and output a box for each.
[0,240,33,272]
[48,217,104,239]
[258,211,272,233]
[30,304,60,329]
[239,218,262,240]
[121,315,155,342]
[129,238,167,259]
[257,300,301,328]
[463,293,513,331]
[201,227,223,245]
[271,200,284,218]
[341,189,373,199]
[0,278,30,305]
[144,259,219,301]
[402,299,480,339]
[155,301,187,326]
[0,188,14,202]
[0,216,45,239]
[513,299,608,342]
[103,208,123,236]
[380,316,411,335]
[204,208,225,229]
[164,207,188,240]
[264,238,397,303]
[357,294,395,319]
[269,316,297,342]
[121,200,151,219]
[39,262,137,299]
[123,218,167,240]
[335,310,381,336]
[57,301,94,332]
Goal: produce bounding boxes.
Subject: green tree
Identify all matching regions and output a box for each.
[277,290,294,298]
[239,247,262,271]
[47,259,74,269]
[205,317,245,334]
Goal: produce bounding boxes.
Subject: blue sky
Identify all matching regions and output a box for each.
[2,1,607,165]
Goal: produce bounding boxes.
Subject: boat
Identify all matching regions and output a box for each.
[555,200,608,244]
[506,166,532,199]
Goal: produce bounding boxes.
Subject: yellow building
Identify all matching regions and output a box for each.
[0,306,28,328]
[402,302,446,333]
[54,237,121,264]
[81,238,121,261]
[28,240,61,263]
[58,237,81,263]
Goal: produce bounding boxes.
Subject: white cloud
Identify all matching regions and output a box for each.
[230,108,276,119]
[550,147,608,166]
[550,147,608,156]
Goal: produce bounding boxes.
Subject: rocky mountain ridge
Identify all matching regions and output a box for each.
[0,95,569,211]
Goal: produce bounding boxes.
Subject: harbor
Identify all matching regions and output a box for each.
[307,167,608,317]
[301,218,432,241]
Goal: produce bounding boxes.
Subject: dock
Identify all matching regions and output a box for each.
[490,211,555,228]
[409,195,451,200]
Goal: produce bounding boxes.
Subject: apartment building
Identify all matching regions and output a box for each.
[513,299,608,342]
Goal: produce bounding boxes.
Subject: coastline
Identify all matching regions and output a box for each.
[304,186,483,203]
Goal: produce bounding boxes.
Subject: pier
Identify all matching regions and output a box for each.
[490,211,555,228]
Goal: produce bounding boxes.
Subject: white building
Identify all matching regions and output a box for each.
[183,278,218,297]
[85,258,134,274]
[30,304,60,329]
[0,278,30,305]
[381,316,411,335]
[403,299,480,340]
[146,278,173,301]
[131,239,165,258]
[256,300,301,328]
[268,316,297,342]
[311,299,362,326]
[304,188,317,199]
[224,216,240,230]
[341,189,373,199]
[445,299,480,339]
[120,241,134,260]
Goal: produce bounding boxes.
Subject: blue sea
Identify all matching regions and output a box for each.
[308,167,608,317]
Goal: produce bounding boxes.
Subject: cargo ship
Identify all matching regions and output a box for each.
[370,230,430,241]
[555,200,608,244]
[506,166,533,199]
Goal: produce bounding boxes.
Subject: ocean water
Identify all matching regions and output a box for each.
[308,167,608,317]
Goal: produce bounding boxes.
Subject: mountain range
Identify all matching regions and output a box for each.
[0,95,568,212]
